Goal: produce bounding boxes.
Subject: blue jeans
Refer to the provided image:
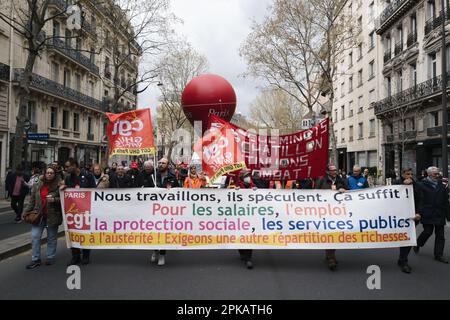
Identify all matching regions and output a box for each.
[31,218,59,262]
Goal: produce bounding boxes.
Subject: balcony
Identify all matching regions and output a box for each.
[48,0,68,12]
[13,69,106,112]
[375,72,450,116]
[427,125,450,136]
[425,14,445,36]
[87,133,94,141]
[394,41,403,56]
[376,0,419,34]
[406,32,417,47]
[384,49,392,63]
[399,130,417,140]
[0,62,9,82]
[48,38,99,75]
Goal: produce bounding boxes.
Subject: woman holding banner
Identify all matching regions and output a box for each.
[23,166,63,269]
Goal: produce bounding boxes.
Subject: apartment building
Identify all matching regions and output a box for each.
[0,0,140,179]
[332,0,382,175]
[374,0,450,177]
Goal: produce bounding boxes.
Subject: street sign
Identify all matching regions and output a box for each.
[27,133,49,140]
[27,140,48,145]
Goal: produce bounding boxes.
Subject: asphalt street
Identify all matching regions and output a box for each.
[0,210,30,241]
[1,225,450,300]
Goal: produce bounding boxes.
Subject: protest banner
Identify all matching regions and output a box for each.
[61,185,416,250]
[194,121,246,183]
[206,115,329,181]
[106,108,155,156]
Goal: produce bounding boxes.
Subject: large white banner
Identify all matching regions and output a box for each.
[61,185,417,249]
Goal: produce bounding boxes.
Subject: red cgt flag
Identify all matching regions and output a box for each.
[194,121,246,183]
[106,108,155,156]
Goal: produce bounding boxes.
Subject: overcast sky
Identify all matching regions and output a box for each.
[137,0,273,116]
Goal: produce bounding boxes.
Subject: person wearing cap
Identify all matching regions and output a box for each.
[233,169,257,269]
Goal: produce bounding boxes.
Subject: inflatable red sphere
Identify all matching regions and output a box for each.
[181,74,236,132]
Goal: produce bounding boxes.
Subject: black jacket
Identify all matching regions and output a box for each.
[316,175,347,190]
[393,178,421,213]
[64,172,96,188]
[136,170,156,188]
[417,179,450,225]
[109,174,133,188]
[156,169,179,188]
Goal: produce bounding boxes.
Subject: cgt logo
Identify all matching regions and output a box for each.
[64,191,91,230]
[111,113,144,137]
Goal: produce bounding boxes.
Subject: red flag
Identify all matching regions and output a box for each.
[106,109,155,156]
[194,121,246,183]
[207,114,329,181]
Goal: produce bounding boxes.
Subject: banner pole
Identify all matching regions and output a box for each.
[153,152,157,188]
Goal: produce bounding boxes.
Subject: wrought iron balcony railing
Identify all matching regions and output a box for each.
[427,124,450,136]
[48,38,99,75]
[87,133,94,141]
[384,49,392,63]
[425,13,446,36]
[376,0,419,34]
[406,32,417,47]
[0,62,9,82]
[394,41,403,56]
[375,72,450,116]
[399,130,417,140]
[14,69,106,112]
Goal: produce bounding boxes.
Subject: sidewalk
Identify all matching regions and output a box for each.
[0,198,12,213]
[0,225,65,261]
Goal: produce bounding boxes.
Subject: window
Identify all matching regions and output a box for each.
[341,128,345,143]
[358,122,364,139]
[369,61,375,79]
[104,90,109,97]
[63,68,71,88]
[75,73,81,91]
[302,119,311,128]
[349,51,353,67]
[369,31,375,50]
[430,111,439,127]
[358,43,363,60]
[26,101,36,124]
[341,82,345,97]
[88,117,93,134]
[358,69,363,86]
[65,29,72,47]
[90,47,95,64]
[369,119,375,137]
[369,89,376,104]
[53,21,60,37]
[357,16,362,32]
[334,109,338,123]
[62,110,69,130]
[369,2,374,22]
[349,125,354,141]
[349,76,353,92]
[349,101,354,117]
[73,113,79,132]
[51,62,59,82]
[358,96,363,113]
[397,71,403,93]
[386,76,392,97]
[50,107,58,128]
[76,37,82,51]
[403,117,415,131]
[429,52,437,81]
[410,63,417,87]
[103,121,108,137]
[89,81,94,97]
[410,14,417,36]
[341,105,345,120]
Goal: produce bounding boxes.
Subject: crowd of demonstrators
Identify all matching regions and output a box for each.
[14,156,450,274]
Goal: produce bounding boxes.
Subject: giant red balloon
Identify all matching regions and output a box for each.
[181,74,236,132]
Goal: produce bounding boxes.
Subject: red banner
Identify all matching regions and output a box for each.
[194,121,246,182]
[207,115,329,181]
[106,109,155,156]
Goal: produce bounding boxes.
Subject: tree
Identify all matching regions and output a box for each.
[249,88,307,134]
[240,0,356,164]
[155,41,208,162]
[99,0,176,112]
